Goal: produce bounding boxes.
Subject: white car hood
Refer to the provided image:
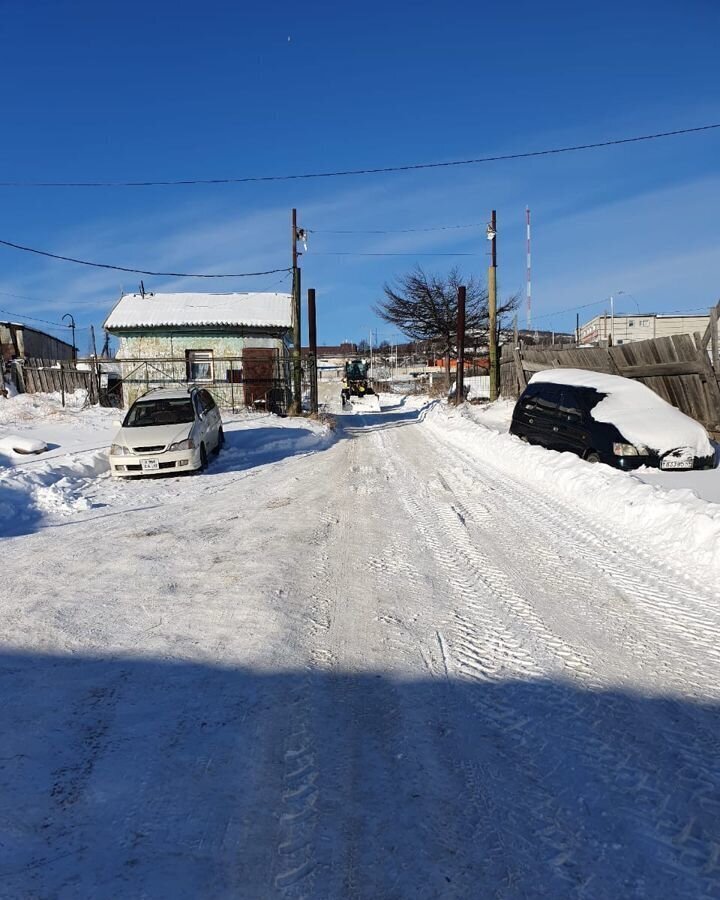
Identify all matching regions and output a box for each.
[115,423,193,450]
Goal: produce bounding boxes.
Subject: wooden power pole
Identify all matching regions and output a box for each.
[488,210,498,401]
[456,285,466,405]
[291,209,303,415]
[308,288,318,415]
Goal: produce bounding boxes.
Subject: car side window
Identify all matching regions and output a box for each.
[533,384,562,415]
[520,385,540,410]
[200,390,217,412]
[192,392,204,419]
[559,387,583,421]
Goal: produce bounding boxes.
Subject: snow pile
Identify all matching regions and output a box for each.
[218,412,334,468]
[0,392,119,536]
[462,398,515,433]
[431,403,720,575]
[33,479,92,515]
[0,449,109,534]
[0,390,89,425]
[532,369,713,457]
[0,435,48,455]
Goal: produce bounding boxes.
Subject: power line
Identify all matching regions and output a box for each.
[531,299,713,324]
[530,299,608,323]
[0,123,718,187]
[309,223,485,235]
[0,238,290,278]
[0,305,74,329]
[309,251,476,257]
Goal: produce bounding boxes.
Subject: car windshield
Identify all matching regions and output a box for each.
[123,398,195,428]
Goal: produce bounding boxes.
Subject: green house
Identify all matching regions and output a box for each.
[104,290,293,410]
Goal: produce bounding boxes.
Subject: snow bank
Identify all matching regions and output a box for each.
[531,369,713,457]
[431,403,720,576]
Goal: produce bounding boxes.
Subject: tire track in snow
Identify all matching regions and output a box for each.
[426,421,720,698]
[271,445,356,898]
[394,411,720,891]
[373,428,600,887]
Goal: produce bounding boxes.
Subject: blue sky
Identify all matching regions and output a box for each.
[1,0,719,350]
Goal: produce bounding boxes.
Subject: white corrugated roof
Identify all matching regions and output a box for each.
[104,292,292,331]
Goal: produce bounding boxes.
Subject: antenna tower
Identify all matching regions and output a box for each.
[526,206,532,329]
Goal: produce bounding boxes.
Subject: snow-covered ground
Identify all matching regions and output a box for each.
[1,391,720,897]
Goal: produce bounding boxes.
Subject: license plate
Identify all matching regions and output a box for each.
[661,458,692,470]
[141,459,160,471]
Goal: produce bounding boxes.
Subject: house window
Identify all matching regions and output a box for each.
[640,319,650,327]
[628,320,634,327]
[186,350,213,382]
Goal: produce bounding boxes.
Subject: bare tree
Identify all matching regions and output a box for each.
[374,266,518,381]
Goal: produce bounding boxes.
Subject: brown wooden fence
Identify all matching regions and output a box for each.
[500,303,720,437]
[12,358,99,405]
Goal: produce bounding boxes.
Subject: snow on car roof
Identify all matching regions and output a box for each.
[532,367,665,399]
[104,292,292,330]
[530,368,713,456]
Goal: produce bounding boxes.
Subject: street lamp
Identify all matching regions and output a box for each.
[617,290,640,313]
[62,314,76,362]
[610,291,640,346]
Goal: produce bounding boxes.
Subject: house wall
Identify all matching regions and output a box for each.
[1,323,74,363]
[113,329,290,407]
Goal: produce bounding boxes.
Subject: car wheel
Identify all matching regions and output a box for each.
[199,442,208,471]
[216,427,225,453]
[585,451,601,464]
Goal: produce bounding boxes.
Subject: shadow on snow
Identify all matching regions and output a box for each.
[1,650,718,899]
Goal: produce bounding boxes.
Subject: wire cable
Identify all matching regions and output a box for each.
[0,305,75,329]
[0,238,290,278]
[309,223,485,235]
[531,299,712,324]
[0,124,717,187]
[309,251,476,257]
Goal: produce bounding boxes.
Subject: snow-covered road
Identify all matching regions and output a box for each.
[2,397,720,898]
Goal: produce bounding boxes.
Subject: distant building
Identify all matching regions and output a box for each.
[579,312,714,347]
[104,291,292,408]
[1,321,74,363]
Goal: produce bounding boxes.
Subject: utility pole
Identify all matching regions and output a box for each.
[487,211,498,401]
[90,325,100,404]
[456,285,466,406]
[308,288,318,415]
[369,329,373,382]
[290,209,304,415]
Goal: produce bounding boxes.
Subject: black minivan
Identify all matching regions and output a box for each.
[510,377,715,470]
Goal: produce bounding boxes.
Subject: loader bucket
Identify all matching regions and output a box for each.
[347,393,382,413]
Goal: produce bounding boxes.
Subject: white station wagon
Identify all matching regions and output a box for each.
[109,387,224,477]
